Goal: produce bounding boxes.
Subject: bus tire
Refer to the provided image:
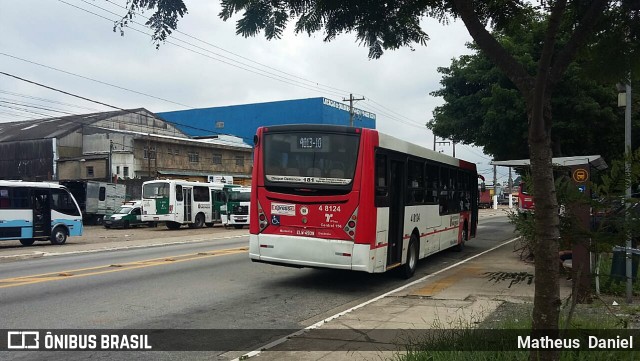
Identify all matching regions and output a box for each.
[193,213,205,228]
[401,235,419,279]
[453,226,467,252]
[166,221,181,230]
[234,225,244,229]
[50,227,68,245]
[20,239,35,246]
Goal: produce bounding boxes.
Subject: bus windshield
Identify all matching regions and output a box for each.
[229,191,251,202]
[263,132,360,187]
[142,182,170,199]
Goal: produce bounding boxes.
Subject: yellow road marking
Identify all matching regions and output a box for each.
[411,266,482,296]
[0,246,248,289]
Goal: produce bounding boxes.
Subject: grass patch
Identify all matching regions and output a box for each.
[393,301,639,361]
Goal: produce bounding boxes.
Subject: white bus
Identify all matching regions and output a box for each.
[0,180,83,246]
[222,186,251,229]
[141,180,224,229]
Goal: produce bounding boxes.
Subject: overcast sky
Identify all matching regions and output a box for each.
[0,0,506,182]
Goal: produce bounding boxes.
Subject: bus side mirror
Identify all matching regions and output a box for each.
[480,183,486,192]
[253,135,259,147]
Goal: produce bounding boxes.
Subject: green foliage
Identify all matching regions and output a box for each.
[428,15,638,161]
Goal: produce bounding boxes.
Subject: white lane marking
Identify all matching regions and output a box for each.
[0,235,247,260]
[232,236,520,360]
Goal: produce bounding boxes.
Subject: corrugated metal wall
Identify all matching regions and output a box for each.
[0,139,54,180]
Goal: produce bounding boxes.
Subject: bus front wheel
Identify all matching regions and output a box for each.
[20,239,35,246]
[50,227,68,245]
[401,235,418,279]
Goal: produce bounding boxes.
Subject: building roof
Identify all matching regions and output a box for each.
[0,108,153,143]
[92,126,252,149]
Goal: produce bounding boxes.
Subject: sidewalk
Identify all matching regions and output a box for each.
[235,239,572,361]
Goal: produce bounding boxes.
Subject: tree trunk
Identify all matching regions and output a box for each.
[528,104,561,361]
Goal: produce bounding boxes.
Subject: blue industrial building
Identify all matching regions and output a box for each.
[158,97,376,143]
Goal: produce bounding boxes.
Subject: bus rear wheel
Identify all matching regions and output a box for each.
[20,239,35,246]
[166,221,182,230]
[193,213,205,228]
[453,226,467,252]
[50,227,68,245]
[400,235,419,279]
[233,225,244,229]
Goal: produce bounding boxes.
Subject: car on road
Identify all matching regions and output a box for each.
[104,201,157,229]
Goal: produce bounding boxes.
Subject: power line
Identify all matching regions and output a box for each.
[0,52,194,109]
[100,0,355,97]
[0,71,256,143]
[58,0,348,99]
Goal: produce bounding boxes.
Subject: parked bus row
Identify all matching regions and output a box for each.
[140,180,251,230]
[0,179,252,246]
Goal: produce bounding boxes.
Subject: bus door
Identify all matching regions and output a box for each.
[32,190,50,238]
[183,187,192,222]
[387,158,406,266]
[470,177,479,237]
[211,189,224,222]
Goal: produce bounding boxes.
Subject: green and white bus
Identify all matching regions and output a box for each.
[223,186,251,229]
[141,180,224,229]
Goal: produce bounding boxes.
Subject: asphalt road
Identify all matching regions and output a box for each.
[0,213,514,360]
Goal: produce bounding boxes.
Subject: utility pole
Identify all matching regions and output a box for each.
[343,93,365,127]
[108,139,113,182]
[434,136,450,154]
[493,164,498,209]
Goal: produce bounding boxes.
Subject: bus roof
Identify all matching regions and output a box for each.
[0,180,68,189]
[142,179,227,188]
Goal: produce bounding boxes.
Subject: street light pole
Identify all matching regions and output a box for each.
[624,79,632,304]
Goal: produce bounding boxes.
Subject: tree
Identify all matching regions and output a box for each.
[116,1,640,359]
[428,17,639,162]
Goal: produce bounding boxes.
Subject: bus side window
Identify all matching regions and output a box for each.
[407,159,424,204]
[439,168,449,215]
[51,189,80,216]
[0,188,10,208]
[193,186,209,202]
[176,185,183,202]
[375,153,389,207]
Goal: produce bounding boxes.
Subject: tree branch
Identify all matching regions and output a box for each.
[548,0,609,89]
[530,0,567,139]
[451,0,535,98]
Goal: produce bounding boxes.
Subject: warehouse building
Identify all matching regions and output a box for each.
[158,97,377,140]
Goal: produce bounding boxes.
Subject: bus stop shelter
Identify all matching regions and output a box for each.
[491,155,607,301]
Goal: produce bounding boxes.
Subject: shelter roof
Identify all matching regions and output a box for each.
[491,155,607,170]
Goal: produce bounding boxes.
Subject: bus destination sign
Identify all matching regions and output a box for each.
[298,136,323,149]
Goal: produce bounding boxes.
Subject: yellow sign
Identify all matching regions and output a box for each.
[572,168,589,183]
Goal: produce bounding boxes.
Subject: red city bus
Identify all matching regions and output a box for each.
[250,125,479,278]
[517,182,535,213]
